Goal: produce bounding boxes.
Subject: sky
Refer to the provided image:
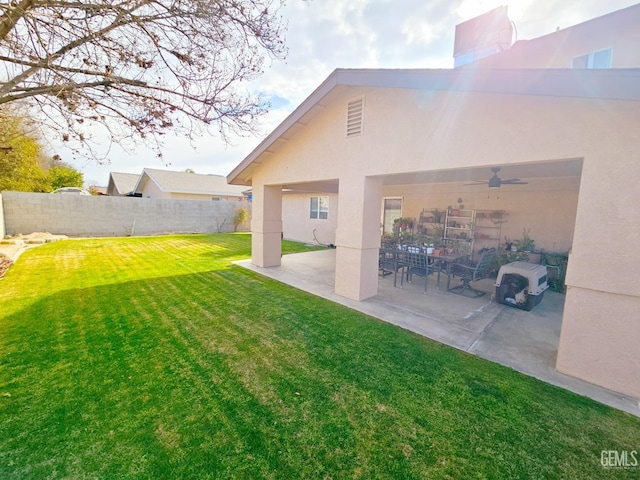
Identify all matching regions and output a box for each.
[66,0,639,187]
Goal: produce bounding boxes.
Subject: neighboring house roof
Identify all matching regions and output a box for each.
[465,3,640,69]
[227,67,640,186]
[134,168,246,197]
[108,172,140,196]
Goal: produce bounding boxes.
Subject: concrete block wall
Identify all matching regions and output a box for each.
[1,191,251,237]
[0,193,5,239]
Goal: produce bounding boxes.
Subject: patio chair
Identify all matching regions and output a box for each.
[379,244,405,287]
[404,248,432,294]
[448,248,497,298]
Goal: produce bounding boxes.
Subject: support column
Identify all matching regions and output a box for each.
[334,176,383,301]
[556,152,640,398]
[251,184,282,267]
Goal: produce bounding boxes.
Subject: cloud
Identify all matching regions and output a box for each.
[62,0,640,185]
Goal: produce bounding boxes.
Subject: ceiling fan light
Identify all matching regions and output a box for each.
[488,176,501,189]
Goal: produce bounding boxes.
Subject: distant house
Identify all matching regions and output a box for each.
[107,172,140,196]
[132,168,248,202]
[458,3,640,69]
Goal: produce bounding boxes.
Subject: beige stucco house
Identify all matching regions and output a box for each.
[106,172,140,196]
[228,65,640,400]
[463,3,640,69]
[133,168,248,202]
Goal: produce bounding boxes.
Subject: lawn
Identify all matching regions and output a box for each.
[0,233,638,479]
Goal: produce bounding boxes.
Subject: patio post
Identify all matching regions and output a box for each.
[334,175,383,301]
[251,183,282,267]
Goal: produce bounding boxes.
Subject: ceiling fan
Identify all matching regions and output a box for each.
[465,167,528,189]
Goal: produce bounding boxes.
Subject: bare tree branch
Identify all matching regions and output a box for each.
[0,0,288,161]
[0,0,35,41]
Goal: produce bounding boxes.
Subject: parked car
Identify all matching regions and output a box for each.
[52,187,91,195]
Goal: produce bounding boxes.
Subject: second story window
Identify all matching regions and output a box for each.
[572,48,612,69]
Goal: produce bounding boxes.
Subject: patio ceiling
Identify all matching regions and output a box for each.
[379,157,583,186]
[279,157,583,193]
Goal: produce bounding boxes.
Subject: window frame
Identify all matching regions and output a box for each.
[309,196,329,220]
[571,48,613,69]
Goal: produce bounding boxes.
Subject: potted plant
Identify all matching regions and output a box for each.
[393,217,408,230]
[491,209,506,220]
[514,228,535,252]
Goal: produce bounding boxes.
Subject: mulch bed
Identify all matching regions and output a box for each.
[0,256,13,279]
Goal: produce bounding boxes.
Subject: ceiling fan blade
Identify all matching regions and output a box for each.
[463,181,488,186]
[501,179,528,185]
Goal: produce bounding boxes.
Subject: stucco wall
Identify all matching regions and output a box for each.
[1,191,251,237]
[470,6,640,69]
[140,180,168,199]
[282,193,338,245]
[384,176,580,253]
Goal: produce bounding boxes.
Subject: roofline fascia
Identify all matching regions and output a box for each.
[131,169,145,194]
[227,67,640,184]
[132,168,245,196]
[132,169,163,194]
[143,168,167,193]
[227,69,342,184]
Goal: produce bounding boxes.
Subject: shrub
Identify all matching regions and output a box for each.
[233,207,249,232]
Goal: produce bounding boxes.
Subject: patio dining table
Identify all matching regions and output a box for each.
[385,245,464,292]
[432,254,465,291]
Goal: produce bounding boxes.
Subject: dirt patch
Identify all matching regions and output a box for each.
[0,256,13,279]
[0,232,68,268]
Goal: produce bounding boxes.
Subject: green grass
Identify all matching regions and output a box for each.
[0,233,638,479]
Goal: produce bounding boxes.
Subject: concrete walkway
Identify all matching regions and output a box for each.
[237,248,640,417]
[0,233,68,261]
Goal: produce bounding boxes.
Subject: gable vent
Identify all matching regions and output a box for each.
[346,97,364,137]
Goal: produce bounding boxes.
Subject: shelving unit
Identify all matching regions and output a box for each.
[418,208,446,241]
[444,208,475,256]
[473,210,506,253]
[443,209,508,259]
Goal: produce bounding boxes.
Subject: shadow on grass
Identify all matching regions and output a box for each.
[1,267,639,479]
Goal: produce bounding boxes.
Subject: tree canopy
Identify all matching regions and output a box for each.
[0,108,84,192]
[47,164,84,190]
[0,108,47,191]
[0,0,287,159]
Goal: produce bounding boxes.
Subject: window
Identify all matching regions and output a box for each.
[572,48,612,69]
[382,197,402,234]
[346,97,364,137]
[310,196,329,220]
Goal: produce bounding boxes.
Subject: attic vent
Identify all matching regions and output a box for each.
[346,97,364,137]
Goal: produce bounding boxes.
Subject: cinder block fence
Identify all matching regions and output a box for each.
[0,191,251,237]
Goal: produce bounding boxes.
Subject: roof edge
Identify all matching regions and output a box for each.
[227,69,342,185]
[132,168,164,194]
[227,67,640,185]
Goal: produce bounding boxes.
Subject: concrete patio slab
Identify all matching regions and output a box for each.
[236,248,640,416]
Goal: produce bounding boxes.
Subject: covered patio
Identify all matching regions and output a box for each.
[229,68,640,404]
[237,248,640,416]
